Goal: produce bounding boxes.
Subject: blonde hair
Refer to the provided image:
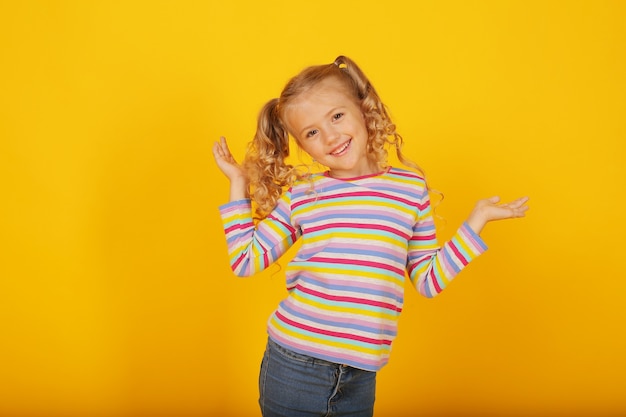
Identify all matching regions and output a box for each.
[244,55,427,218]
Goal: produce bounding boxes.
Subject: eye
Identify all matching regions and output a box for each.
[333,113,344,121]
[306,129,319,138]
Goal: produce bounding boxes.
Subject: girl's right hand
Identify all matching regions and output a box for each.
[212,136,246,182]
[212,136,249,201]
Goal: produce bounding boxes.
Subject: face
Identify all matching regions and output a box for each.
[284,77,379,179]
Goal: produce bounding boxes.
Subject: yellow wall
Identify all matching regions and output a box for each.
[1,1,625,416]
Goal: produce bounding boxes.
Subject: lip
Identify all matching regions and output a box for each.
[329,139,352,156]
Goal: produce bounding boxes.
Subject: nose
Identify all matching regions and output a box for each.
[322,125,341,144]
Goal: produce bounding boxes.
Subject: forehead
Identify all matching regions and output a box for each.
[286,77,357,117]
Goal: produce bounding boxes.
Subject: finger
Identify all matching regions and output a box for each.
[511,205,529,217]
[220,136,232,157]
[212,141,221,157]
[212,141,225,158]
[507,196,530,209]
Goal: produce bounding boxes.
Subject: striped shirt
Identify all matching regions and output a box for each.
[219,167,487,372]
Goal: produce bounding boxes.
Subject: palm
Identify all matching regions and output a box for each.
[479,196,529,221]
[212,136,246,181]
[467,196,530,234]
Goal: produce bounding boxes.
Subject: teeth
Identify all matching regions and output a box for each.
[331,140,350,155]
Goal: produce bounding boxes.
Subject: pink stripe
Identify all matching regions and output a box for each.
[224,222,253,235]
[298,242,403,259]
[449,241,469,266]
[283,301,397,332]
[307,256,405,276]
[296,284,402,313]
[298,208,408,224]
[268,331,388,368]
[232,252,245,271]
[275,311,392,345]
[439,249,454,275]
[293,191,419,210]
[307,222,410,240]
[460,227,485,253]
[258,229,287,248]
[407,255,431,276]
[290,270,404,298]
[429,269,442,293]
[220,204,249,215]
[411,233,436,241]
[389,170,424,181]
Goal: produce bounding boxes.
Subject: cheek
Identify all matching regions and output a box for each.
[306,143,329,161]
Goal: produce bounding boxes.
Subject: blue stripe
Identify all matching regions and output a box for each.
[271,204,291,223]
[302,276,403,302]
[305,211,411,229]
[442,248,462,275]
[316,246,405,265]
[293,288,399,314]
[306,227,406,243]
[413,223,434,233]
[280,303,397,337]
[294,261,399,279]
[222,217,251,230]
[450,236,472,263]
[273,313,393,350]
[225,230,251,246]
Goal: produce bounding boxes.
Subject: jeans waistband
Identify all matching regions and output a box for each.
[267,337,347,368]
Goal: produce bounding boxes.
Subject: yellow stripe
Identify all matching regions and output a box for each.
[251,244,261,271]
[289,292,400,321]
[268,316,390,356]
[287,264,404,287]
[433,256,450,287]
[304,232,407,249]
[265,220,288,240]
[456,235,477,259]
[295,199,415,217]
[223,213,246,225]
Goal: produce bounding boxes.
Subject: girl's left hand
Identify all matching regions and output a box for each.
[466,196,529,235]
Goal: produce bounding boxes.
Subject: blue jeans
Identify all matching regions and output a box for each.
[259,338,377,417]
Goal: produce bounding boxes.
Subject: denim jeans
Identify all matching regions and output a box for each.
[259,338,377,417]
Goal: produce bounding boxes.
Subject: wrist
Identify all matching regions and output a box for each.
[466,213,487,235]
[229,177,249,201]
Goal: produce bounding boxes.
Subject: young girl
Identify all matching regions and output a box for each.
[213,55,528,417]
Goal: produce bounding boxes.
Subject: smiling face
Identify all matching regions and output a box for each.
[284,77,380,179]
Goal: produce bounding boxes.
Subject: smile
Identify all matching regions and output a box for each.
[329,139,352,156]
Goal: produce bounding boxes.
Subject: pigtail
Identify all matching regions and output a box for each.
[333,56,442,203]
[244,98,300,219]
[332,56,409,169]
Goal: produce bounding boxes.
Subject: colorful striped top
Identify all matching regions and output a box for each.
[219,167,487,372]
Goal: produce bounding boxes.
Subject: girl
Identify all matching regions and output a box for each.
[213,56,529,417]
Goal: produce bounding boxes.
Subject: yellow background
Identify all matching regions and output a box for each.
[1,1,625,416]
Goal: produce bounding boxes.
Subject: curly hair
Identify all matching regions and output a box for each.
[244,55,428,218]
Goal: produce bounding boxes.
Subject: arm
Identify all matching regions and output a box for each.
[213,136,300,276]
[219,195,300,277]
[407,189,529,297]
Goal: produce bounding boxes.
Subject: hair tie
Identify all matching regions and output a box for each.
[334,57,348,69]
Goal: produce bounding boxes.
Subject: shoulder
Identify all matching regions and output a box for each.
[291,172,328,189]
[385,167,427,187]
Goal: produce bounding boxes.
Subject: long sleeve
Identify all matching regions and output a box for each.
[407,187,488,297]
[218,168,490,371]
[219,192,300,277]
